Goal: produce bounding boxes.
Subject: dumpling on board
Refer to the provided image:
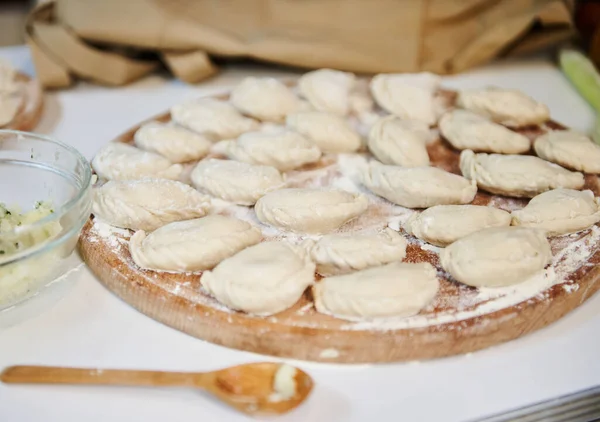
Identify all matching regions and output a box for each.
[0,60,21,126]
[370,72,441,126]
[360,161,477,209]
[230,77,303,122]
[214,130,321,171]
[440,227,552,288]
[511,189,600,236]
[92,179,210,231]
[129,215,262,272]
[91,142,183,181]
[439,109,530,154]
[456,87,549,127]
[460,150,585,198]
[298,69,356,115]
[201,241,315,316]
[534,130,600,174]
[255,188,368,234]
[310,228,407,276]
[170,98,259,140]
[134,121,212,163]
[403,205,511,247]
[367,116,430,167]
[286,111,362,153]
[313,262,439,320]
[190,159,284,206]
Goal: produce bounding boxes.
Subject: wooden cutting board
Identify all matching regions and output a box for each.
[78,89,600,364]
[3,72,44,132]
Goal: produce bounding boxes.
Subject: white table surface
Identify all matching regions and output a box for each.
[1,45,600,422]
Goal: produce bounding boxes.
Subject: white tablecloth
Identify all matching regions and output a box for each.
[1,45,599,422]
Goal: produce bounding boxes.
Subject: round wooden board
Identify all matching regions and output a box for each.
[79,92,600,364]
[2,72,44,132]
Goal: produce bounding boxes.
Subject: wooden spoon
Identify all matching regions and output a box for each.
[1,362,313,416]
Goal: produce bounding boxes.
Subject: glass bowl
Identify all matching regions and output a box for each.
[0,130,92,310]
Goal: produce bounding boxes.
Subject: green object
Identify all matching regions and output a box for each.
[559,49,600,144]
[560,49,600,112]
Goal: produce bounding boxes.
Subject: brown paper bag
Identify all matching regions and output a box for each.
[26,0,575,89]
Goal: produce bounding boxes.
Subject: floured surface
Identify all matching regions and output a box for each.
[79,88,600,362]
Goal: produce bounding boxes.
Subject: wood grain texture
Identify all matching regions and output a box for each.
[3,72,44,132]
[78,89,600,363]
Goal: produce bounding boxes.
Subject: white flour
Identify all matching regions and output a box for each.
[86,102,600,332]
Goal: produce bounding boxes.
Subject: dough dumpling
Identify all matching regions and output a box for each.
[230,77,302,122]
[134,121,212,163]
[440,227,552,288]
[92,142,183,181]
[361,161,477,208]
[439,109,530,154]
[370,72,441,125]
[511,189,600,236]
[298,69,356,115]
[311,228,407,276]
[460,149,584,198]
[202,241,315,316]
[368,116,430,167]
[129,215,262,272]
[216,130,321,171]
[190,159,284,205]
[456,87,549,127]
[286,111,361,153]
[534,130,600,174]
[171,98,259,140]
[403,205,511,247]
[313,262,439,320]
[92,179,210,231]
[255,188,368,234]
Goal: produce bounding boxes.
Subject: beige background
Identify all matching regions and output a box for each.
[0,0,36,46]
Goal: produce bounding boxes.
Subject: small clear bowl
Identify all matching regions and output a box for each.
[0,130,92,310]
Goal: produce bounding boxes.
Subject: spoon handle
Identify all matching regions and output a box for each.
[1,365,207,388]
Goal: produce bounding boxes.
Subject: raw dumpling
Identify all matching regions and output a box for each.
[456,87,549,127]
[91,142,183,181]
[286,111,361,153]
[133,121,212,163]
[215,130,321,171]
[255,188,368,234]
[0,60,20,126]
[298,69,356,115]
[440,227,552,288]
[190,159,284,205]
[370,72,441,126]
[170,98,259,139]
[310,228,407,276]
[361,161,477,208]
[92,179,210,231]
[368,116,430,167]
[460,149,585,198]
[201,241,315,316]
[534,130,600,174]
[511,189,600,236]
[230,77,302,122]
[403,205,511,247]
[129,215,262,272]
[439,109,530,154]
[313,262,439,320]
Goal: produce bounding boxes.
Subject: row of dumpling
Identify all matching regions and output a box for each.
[90,176,436,320]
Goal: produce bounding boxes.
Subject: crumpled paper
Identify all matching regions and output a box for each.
[26,0,575,89]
